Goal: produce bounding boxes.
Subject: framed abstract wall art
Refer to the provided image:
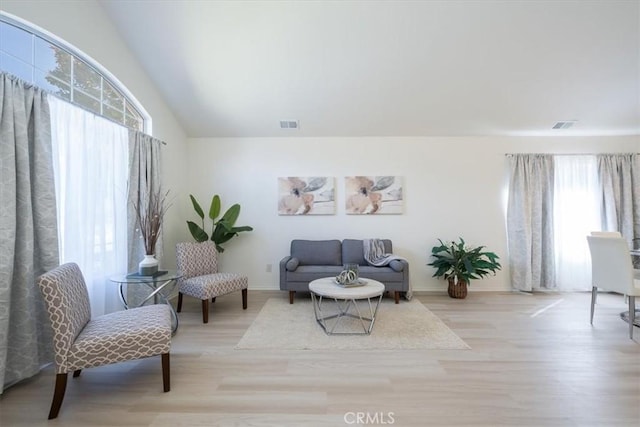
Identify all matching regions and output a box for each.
[278,177,335,215]
[345,176,403,214]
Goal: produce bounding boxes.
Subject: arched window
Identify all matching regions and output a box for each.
[0,13,148,131]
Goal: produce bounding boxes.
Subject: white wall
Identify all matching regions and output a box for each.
[3,1,639,293]
[187,135,639,292]
[1,0,189,267]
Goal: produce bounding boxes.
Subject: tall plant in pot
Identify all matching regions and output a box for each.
[427,238,501,299]
[187,194,253,253]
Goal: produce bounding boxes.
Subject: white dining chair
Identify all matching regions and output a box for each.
[586,235,640,339]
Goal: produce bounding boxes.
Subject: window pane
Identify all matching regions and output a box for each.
[35,69,70,100]
[34,37,56,72]
[125,100,143,130]
[0,22,32,64]
[125,101,142,119]
[46,49,71,84]
[73,57,101,98]
[74,89,101,115]
[104,104,124,124]
[1,17,146,131]
[103,79,124,109]
[125,114,142,130]
[0,51,32,81]
[35,37,71,79]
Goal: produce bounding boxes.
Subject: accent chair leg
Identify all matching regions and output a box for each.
[202,299,209,323]
[629,296,635,340]
[177,292,183,312]
[162,353,170,392]
[72,370,81,378]
[394,291,400,304]
[48,373,68,419]
[289,291,295,304]
[242,288,248,309]
[590,286,597,325]
[212,297,216,303]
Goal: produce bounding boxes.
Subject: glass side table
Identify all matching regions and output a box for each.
[109,270,182,334]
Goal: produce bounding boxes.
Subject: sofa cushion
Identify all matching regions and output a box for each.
[358,266,404,283]
[342,239,366,265]
[287,265,344,282]
[342,239,393,265]
[291,239,342,266]
[286,257,299,271]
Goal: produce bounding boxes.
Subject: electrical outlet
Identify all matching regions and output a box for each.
[266,264,272,273]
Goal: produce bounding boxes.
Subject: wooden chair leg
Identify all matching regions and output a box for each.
[289,291,295,304]
[161,353,170,392]
[212,297,216,303]
[48,373,68,419]
[394,291,400,304]
[72,370,81,378]
[242,288,248,309]
[202,299,209,323]
[177,292,183,312]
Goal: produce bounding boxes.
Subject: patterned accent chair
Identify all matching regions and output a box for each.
[176,241,248,323]
[37,263,172,419]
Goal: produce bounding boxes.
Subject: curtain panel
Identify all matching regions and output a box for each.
[507,153,640,291]
[0,73,59,392]
[553,156,601,290]
[506,154,555,291]
[49,97,129,317]
[127,130,165,272]
[597,154,640,243]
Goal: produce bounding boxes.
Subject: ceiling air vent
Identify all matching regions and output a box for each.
[552,120,577,129]
[280,120,299,130]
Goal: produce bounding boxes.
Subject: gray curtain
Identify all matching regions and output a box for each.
[127,129,164,272]
[597,154,640,243]
[506,154,555,291]
[0,73,59,392]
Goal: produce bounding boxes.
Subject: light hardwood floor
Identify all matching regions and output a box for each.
[1,291,639,426]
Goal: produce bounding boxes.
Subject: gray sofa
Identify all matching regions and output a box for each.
[279,239,409,304]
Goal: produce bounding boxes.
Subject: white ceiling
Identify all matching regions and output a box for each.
[99,0,640,138]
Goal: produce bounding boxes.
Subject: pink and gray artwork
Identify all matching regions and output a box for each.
[278,177,335,215]
[345,176,403,214]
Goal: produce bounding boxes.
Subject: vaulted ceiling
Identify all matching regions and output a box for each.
[99,0,639,138]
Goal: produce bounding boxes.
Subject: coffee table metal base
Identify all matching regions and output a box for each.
[311,293,383,335]
[309,279,384,335]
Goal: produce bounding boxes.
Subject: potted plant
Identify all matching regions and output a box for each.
[134,187,170,275]
[427,238,501,299]
[187,194,253,253]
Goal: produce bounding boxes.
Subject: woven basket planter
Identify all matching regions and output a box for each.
[447,277,468,299]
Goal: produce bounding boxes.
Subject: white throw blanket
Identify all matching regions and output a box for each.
[363,238,412,300]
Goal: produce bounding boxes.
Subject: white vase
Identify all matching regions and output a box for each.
[138,254,159,276]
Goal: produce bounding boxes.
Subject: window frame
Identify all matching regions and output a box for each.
[0,11,151,133]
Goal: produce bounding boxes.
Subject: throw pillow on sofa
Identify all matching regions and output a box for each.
[285,257,299,271]
[389,260,404,272]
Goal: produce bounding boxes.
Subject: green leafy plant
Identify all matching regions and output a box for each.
[186,194,253,253]
[427,238,501,284]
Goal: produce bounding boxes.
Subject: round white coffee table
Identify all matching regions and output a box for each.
[309,277,384,335]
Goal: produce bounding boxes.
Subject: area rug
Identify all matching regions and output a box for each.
[235,298,470,350]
